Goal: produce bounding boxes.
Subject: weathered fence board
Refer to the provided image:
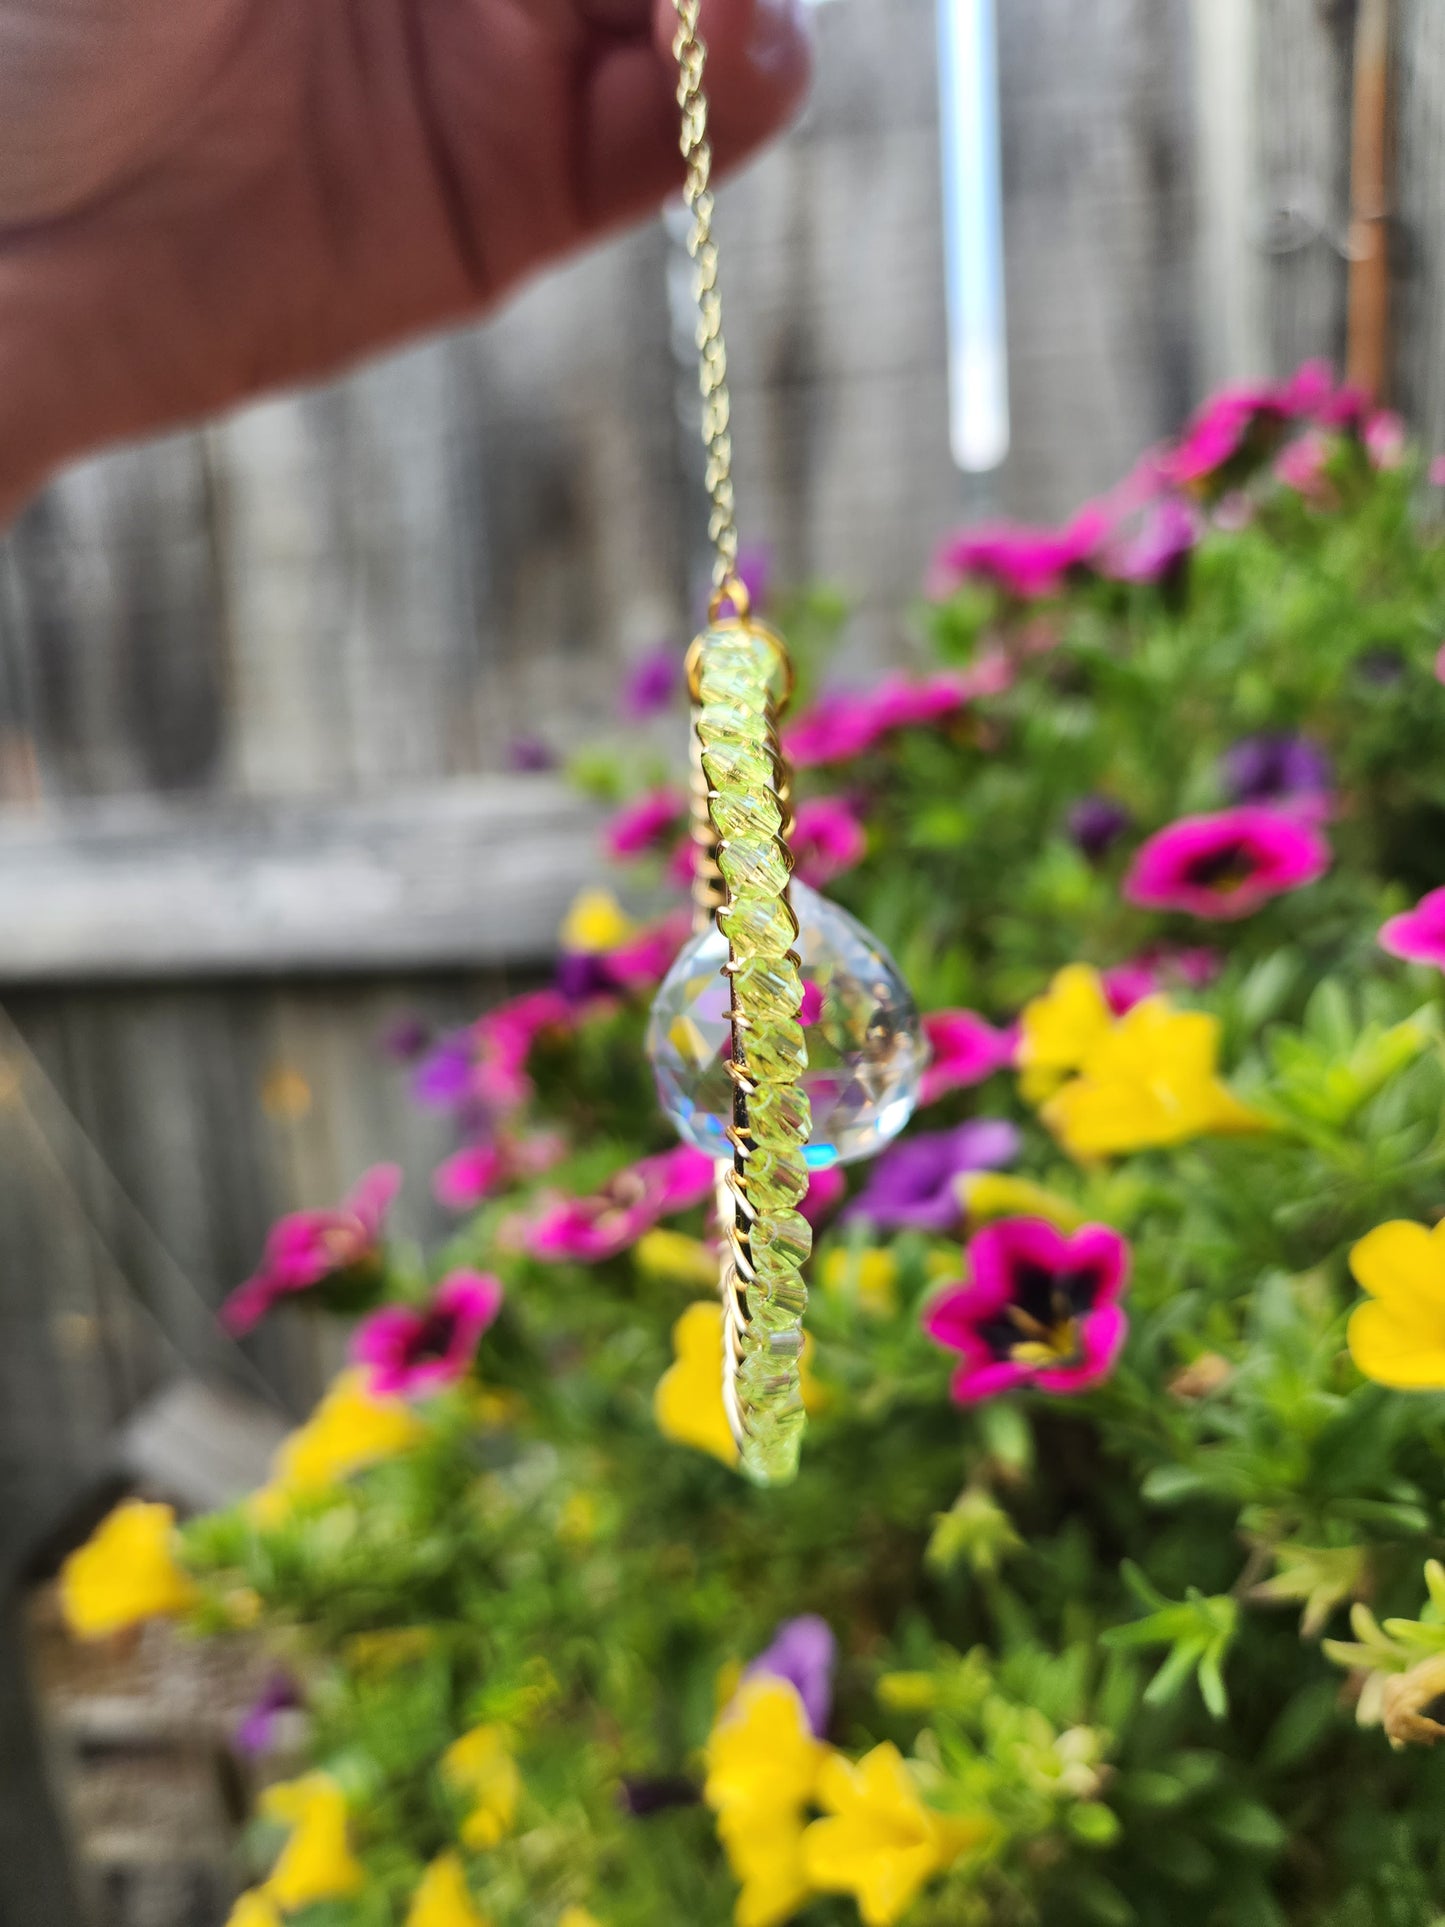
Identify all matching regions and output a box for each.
[0,780,595,981]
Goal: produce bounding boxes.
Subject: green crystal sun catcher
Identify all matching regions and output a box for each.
[653,2,923,1482]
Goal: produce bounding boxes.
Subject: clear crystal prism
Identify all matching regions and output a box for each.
[647,881,925,1169]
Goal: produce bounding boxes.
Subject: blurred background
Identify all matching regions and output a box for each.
[1,0,1444,1920]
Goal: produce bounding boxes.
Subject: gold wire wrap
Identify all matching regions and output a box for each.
[672,0,740,593]
[671,5,811,1482]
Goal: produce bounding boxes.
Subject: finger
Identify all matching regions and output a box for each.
[576,0,810,231]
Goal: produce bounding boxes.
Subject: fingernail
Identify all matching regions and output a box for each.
[747,0,809,73]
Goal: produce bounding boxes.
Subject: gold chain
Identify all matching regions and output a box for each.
[672,0,740,593]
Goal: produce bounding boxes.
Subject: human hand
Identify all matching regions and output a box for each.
[0,0,809,518]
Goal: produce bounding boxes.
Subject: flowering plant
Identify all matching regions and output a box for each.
[61,367,1445,1925]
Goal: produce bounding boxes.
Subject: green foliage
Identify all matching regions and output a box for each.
[181,408,1445,1925]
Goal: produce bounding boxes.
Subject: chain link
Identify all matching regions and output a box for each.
[672,0,740,591]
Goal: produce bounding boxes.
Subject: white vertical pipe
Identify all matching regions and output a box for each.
[937,0,1010,473]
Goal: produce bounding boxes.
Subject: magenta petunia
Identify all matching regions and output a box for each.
[432,1142,507,1211]
[800,1165,847,1226]
[1099,493,1198,586]
[597,911,691,994]
[352,1270,503,1398]
[930,505,1110,600]
[923,1217,1130,1404]
[525,1145,715,1264]
[472,990,574,1109]
[1101,945,1221,1015]
[1379,888,1445,972]
[792,797,867,888]
[782,690,887,768]
[1124,806,1330,921]
[605,787,688,860]
[222,1164,402,1335]
[918,1010,1017,1107]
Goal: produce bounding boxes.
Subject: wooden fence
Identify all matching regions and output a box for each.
[1,0,1443,1521]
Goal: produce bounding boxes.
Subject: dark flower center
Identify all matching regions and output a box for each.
[403,1309,460,1365]
[974,1260,1106,1367]
[1181,839,1257,891]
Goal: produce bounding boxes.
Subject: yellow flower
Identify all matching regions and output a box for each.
[442,1724,521,1850]
[801,1744,991,1927]
[705,1678,827,1816]
[636,1228,721,1289]
[715,1803,813,1927]
[405,1853,491,1927]
[706,1680,827,1927]
[958,1172,1085,1230]
[224,1892,282,1927]
[820,1247,898,1316]
[560,888,634,954]
[260,1774,364,1911]
[1041,996,1265,1160]
[655,1301,740,1468]
[1017,964,1113,1102]
[59,1500,198,1640]
[1347,1219,1445,1388]
[558,1491,600,1546]
[250,1368,426,1520]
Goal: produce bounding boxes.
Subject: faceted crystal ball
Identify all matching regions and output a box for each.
[647,881,925,1169]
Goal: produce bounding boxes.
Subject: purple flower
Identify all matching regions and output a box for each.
[1067,796,1132,862]
[923,1217,1131,1404]
[379,1016,432,1063]
[735,542,773,614]
[506,735,556,773]
[619,647,682,722]
[1220,735,1331,814]
[352,1270,503,1397]
[745,1616,837,1737]
[1124,807,1331,921]
[411,1037,477,1110]
[235,1673,301,1757]
[1100,494,1198,586]
[845,1120,1019,1234]
[1380,888,1445,972]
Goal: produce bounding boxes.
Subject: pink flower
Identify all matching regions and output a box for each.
[1365,409,1407,471]
[1101,946,1221,1015]
[918,1010,1016,1106]
[1429,454,1445,489]
[783,691,885,768]
[792,798,867,888]
[1379,888,1445,971]
[1165,384,1285,487]
[1275,429,1334,500]
[923,1217,1130,1403]
[223,1165,401,1334]
[783,665,1004,770]
[605,787,687,860]
[1124,807,1330,921]
[1098,494,1198,585]
[800,1166,847,1225]
[930,504,1111,601]
[432,1142,507,1210]
[525,1146,715,1263]
[352,1270,503,1397]
[1435,641,1445,686]
[601,911,691,992]
[473,990,573,1109]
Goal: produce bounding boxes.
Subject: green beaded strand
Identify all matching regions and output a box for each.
[694,621,812,1484]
